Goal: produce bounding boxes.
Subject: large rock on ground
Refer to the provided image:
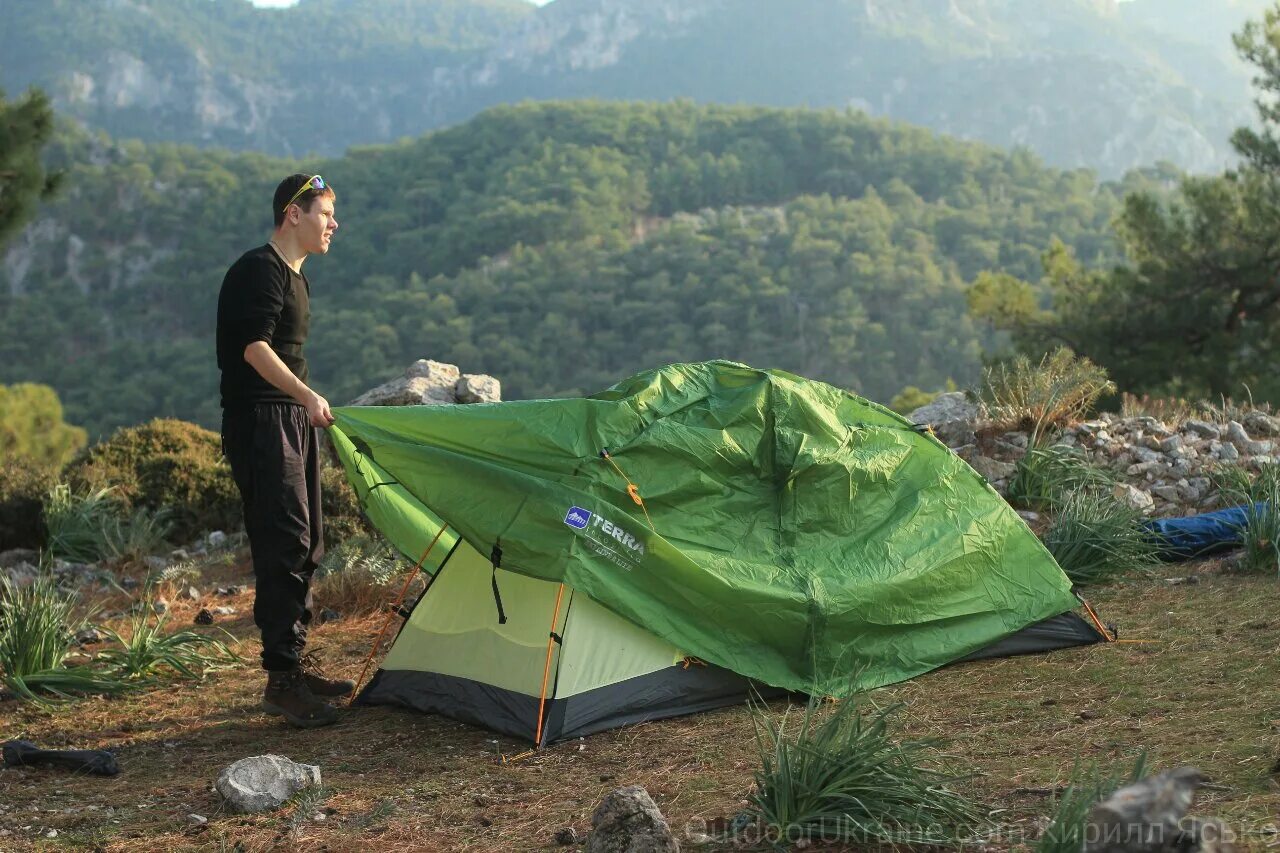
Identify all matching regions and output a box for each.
[348,359,502,406]
[585,785,679,853]
[908,392,981,447]
[215,755,321,814]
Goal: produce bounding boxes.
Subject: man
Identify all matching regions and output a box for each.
[216,173,351,728]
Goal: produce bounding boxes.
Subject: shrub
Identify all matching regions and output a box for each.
[313,535,410,614]
[1006,444,1115,511]
[320,462,373,550]
[0,382,87,468]
[0,574,127,702]
[0,457,56,550]
[748,695,983,847]
[981,347,1115,440]
[1040,490,1158,587]
[64,419,240,544]
[1213,463,1280,574]
[43,484,121,563]
[1118,392,1202,426]
[1036,755,1148,853]
[96,588,239,681]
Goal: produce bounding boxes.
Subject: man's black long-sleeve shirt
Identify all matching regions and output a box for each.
[216,245,311,411]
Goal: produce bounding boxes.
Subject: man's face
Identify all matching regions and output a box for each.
[292,195,338,255]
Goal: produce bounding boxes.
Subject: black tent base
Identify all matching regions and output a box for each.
[357,611,1107,746]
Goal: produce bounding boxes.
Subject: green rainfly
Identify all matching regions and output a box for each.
[330,360,1079,697]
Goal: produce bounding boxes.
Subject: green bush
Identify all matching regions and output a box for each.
[1213,463,1280,574]
[1006,444,1115,511]
[0,457,56,550]
[321,461,373,550]
[748,695,983,846]
[63,419,239,544]
[982,347,1115,440]
[43,484,120,563]
[1040,490,1158,587]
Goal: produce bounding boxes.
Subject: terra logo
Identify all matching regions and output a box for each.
[564,506,592,530]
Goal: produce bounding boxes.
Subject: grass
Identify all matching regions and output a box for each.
[981,347,1115,439]
[0,573,127,703]
[1212,463,1280,575]
[747,695,983,847]
[1,554,1278,851]
[1041,490,1159,587]
[1035,754,1149,853]
[102,505,173,565]
[1006,444,1116,511]
[313,535,414,614]
[43,484,120,563]
[94,589,240,682]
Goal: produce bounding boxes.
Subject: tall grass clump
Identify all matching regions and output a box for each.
[102,506,173,565]
[1036,754,1148,853]
[1040,490,1158,587]
[43,484,120,563]
[982,347,1115,440]
[748,695,983,847]
[0,574,127,702]
[94,580,239,681]
[1006,445,1115,511]
[313,536,411,614]
[1213,463,1280,574]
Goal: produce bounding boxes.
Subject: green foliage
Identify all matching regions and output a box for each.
[63,419,239,543]
[981,347,1115,439]
[1213,463,1280,574]
[0,573,124,702]
[888,379,958,415]
[1,101,1124,437]
[101,506,173,566]
[1040,490,1158,587]
[0,87,59,248]
[95,588,239,681]
[0,383,86,467]
[0,457,55,550]
[320,462,373,550]
[1036,754,1149,853]
[1006,445,1116,511]
[313,535,409,614]
[748,695,983,847]
[42,484,120,563]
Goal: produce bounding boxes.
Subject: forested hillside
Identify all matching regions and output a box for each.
[0,0,1263,176]
[0,101,1135,437]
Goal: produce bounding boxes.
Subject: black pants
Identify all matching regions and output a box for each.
[221,403,325,672]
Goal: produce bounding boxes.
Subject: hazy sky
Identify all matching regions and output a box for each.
[249,0,554,5]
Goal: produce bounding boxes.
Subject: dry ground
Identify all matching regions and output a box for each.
[1,557,1278,852]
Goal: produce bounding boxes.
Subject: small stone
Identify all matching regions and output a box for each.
[152,599,169,615]
[188,814,207,826]
[186,586,201,601]
[1184,420,1220,440]
[555,827,579,845]
[75,627,102,645]
[46,829,57,838]
[1016,510,1040,523]
[1246,440,1275,456]
[213,606,237,616]
[170,549,191,562]
[194,608,214,626]
[143,556,168,573]
[318,608,341,624]
[313,813,326,821]
[1113,484,1154,513]
[1078,709,1098,720]
[207,531,228,549]
[1226,420,1251,446]
[1215,443,1240,462]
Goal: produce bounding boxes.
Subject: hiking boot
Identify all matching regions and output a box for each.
[299,651,356,699]
[262,668,339,728]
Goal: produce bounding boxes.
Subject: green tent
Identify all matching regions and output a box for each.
[331,361,1103,745]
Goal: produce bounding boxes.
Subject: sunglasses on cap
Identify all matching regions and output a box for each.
[281,175,327,214]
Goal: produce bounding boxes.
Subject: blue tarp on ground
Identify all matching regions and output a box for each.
[1142,503,1266,561]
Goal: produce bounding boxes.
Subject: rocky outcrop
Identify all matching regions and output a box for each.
[348,360,502,407]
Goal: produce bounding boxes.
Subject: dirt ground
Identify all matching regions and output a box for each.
[1,557,1278,852]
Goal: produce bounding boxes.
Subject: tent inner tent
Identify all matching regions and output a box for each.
[330,361,1105,745]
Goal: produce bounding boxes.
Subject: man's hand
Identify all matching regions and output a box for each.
[306,392,336,428]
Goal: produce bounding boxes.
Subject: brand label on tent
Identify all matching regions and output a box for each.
[564,505,646,569]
